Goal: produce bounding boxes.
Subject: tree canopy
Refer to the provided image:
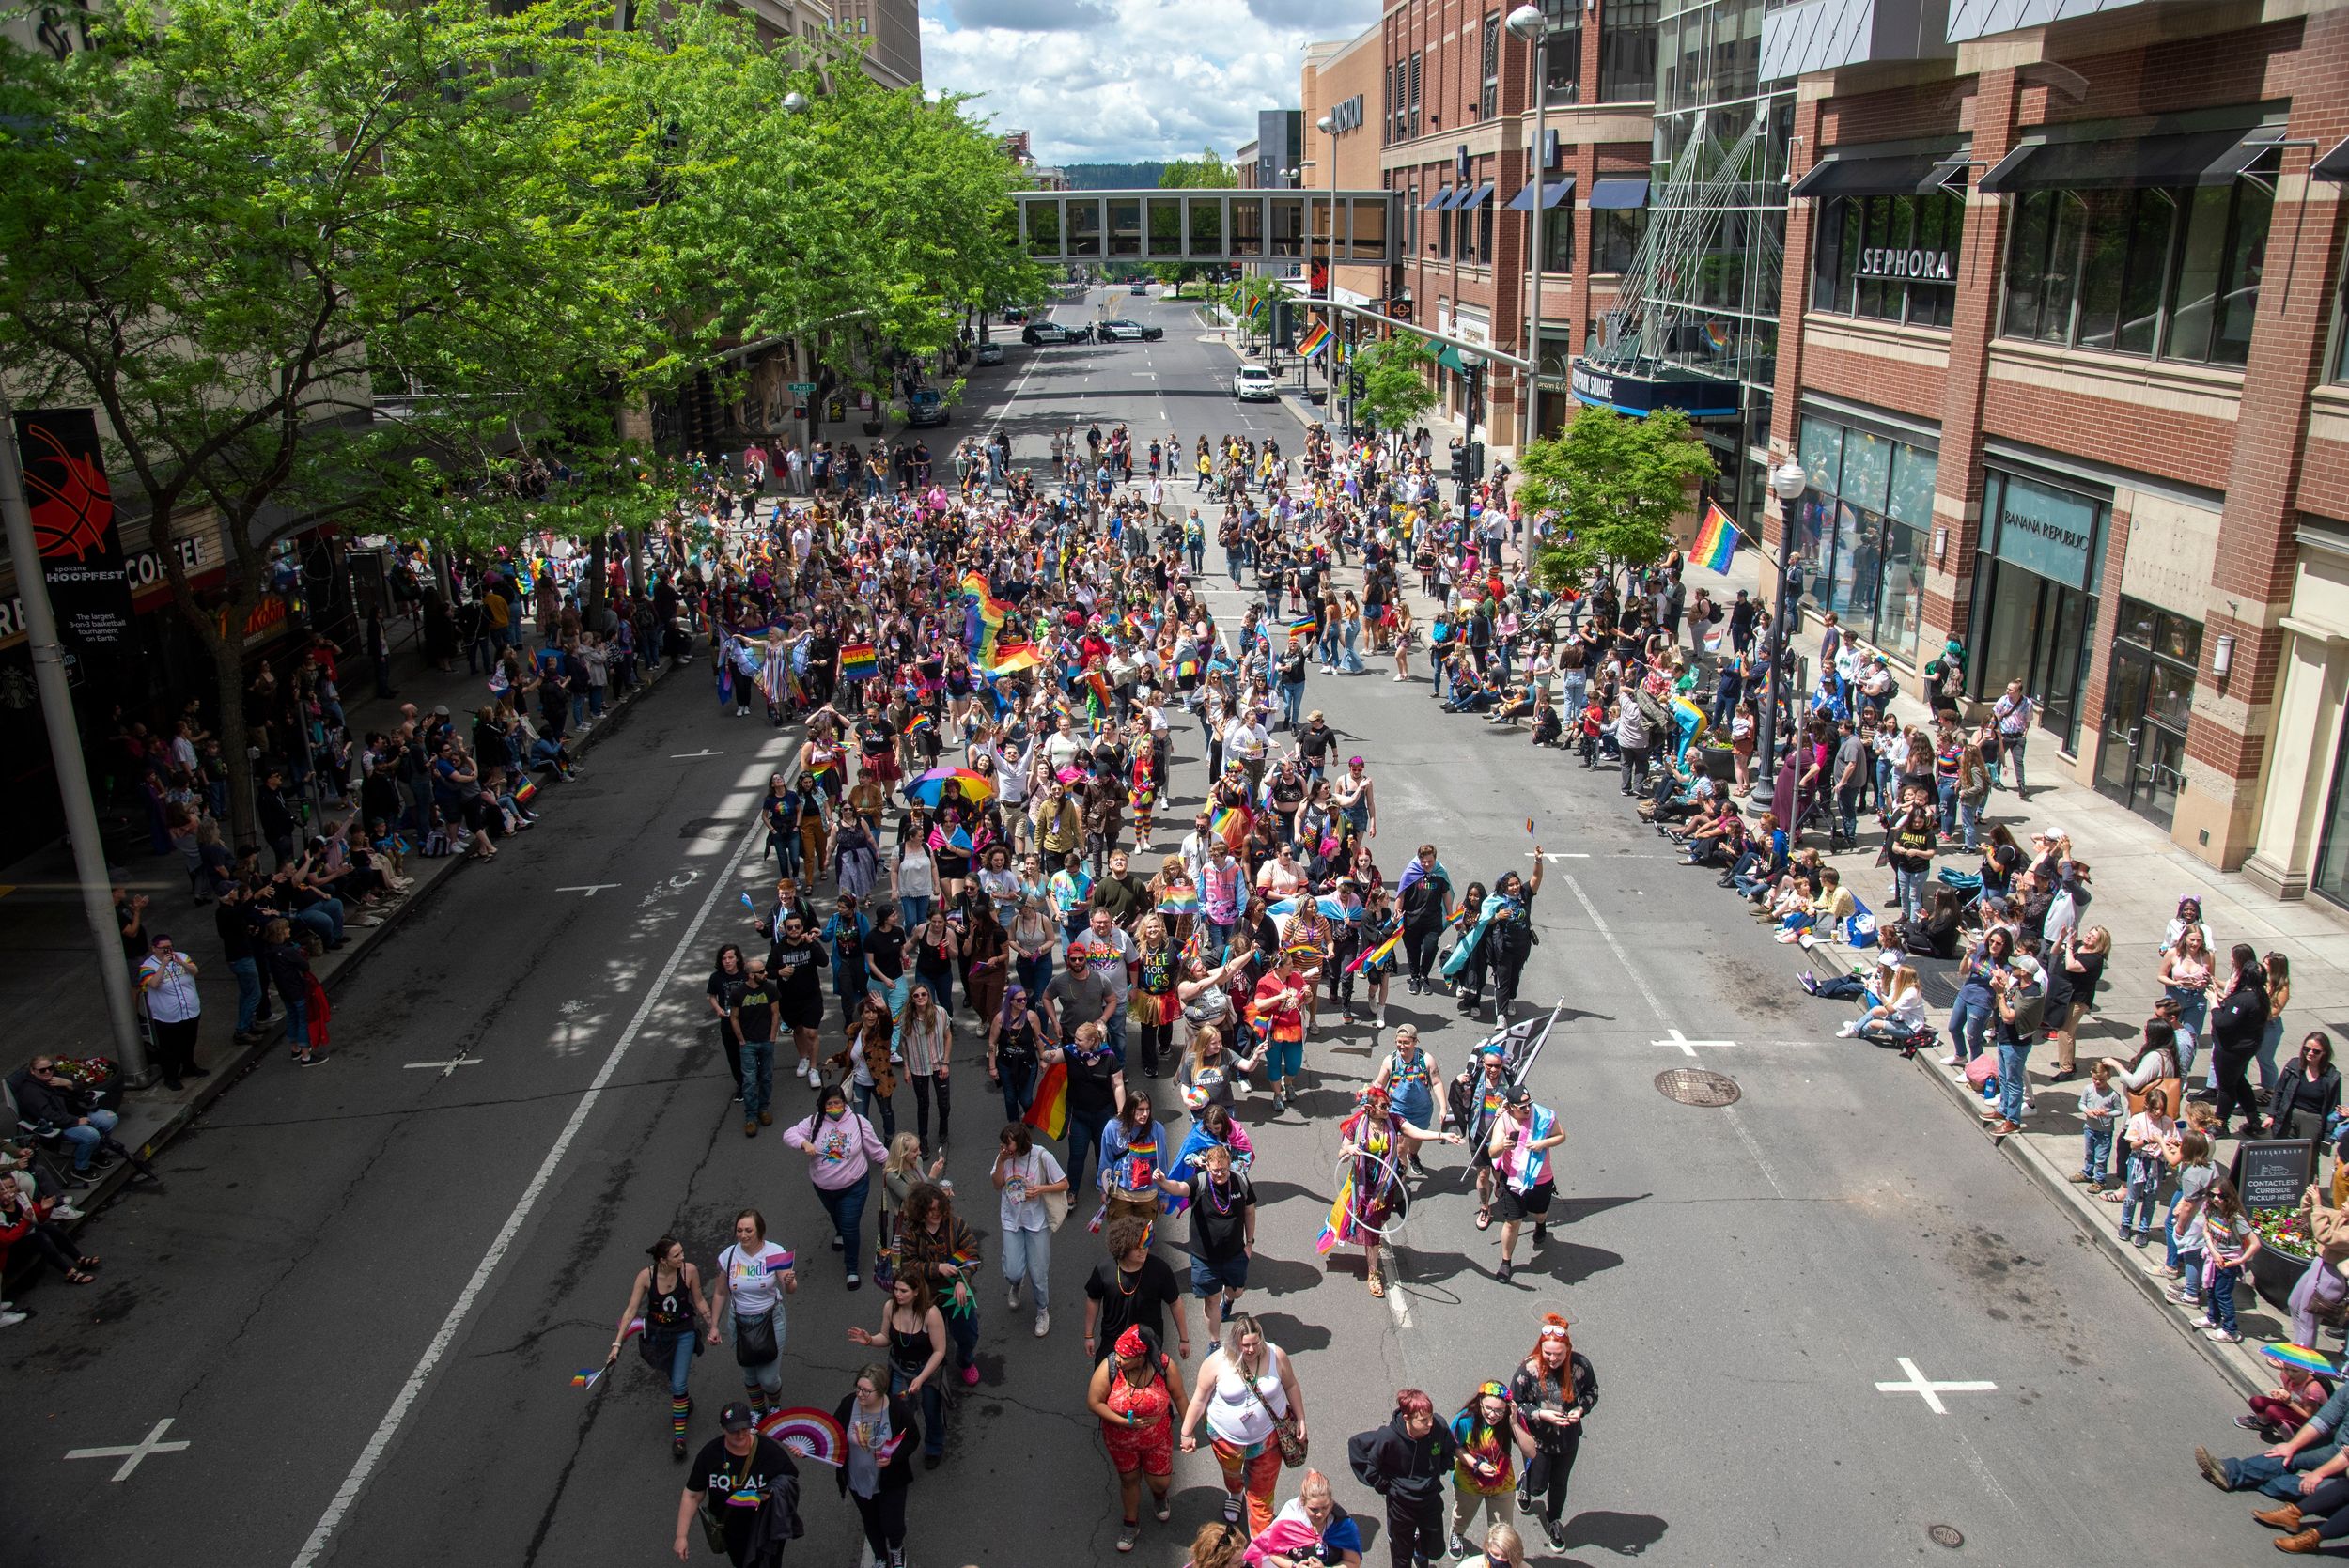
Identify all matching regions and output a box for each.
[1520,407,1715,590]
[1350,337,1439,436]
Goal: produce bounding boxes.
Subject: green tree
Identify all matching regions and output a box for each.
[1520,407,1715,590]
[1152,147,1237,289]
[1350,336,1439,436]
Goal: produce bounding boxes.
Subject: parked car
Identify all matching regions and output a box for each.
[1234,364,1279,401]
[975,340,1004,365]
[905,387,949,427]
[1002,306,1029,324]
[1021,320,1073,345]
[1096,318,1163,342]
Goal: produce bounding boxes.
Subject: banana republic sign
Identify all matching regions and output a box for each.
[1856,246,1955,283]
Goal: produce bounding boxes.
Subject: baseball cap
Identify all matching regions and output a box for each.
[1503,1084,1532,1106]
[432,705,450,717]
[719,1401,754,1433]
[2010,953,2042,977]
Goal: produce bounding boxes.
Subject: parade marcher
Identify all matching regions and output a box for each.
[671,1401,801,1568]
[1330,1084,1458,1297]
[707,1208,795,1418]
[1086,1215,1190,1366]
[993,1120,1066,1338]
[1098,1087,1186,1225]
[1486,1085,1565,1283]
[706,943,749,1102]
[848,1274,950,1467]
[612,1235,715,1459]
[835,1364,920,1567]
[1508,1314,1598,1549]
[1371,1024,1442,1175]
[1244,1470,1363,1567]
[1182,1312,1307,1536]
[782,1082,886,1290]
[1448,1383,1536,1558]
[1249,950,1314,1114]
[889,1181,983,1392]
[1185,1138,1258,1337]
[1348,1389,1459,1568]
[1395,846,1453,996]
[1089,1324,1182,1552]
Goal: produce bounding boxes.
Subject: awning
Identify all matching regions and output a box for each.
[1504,177,1575,211]
[1436,343,1470,374]
[1587,177,1649,210]
[1980,120,2284,194]
[2318,136,2349,183]
[1790,148,1958,200]
[1423,186,1457,211]
[1455,180,1495,210]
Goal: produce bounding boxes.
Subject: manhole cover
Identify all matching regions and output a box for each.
[1655,1068,1741,1107]
[1928,1524,1964,1549]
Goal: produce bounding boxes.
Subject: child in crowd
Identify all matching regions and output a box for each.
[2118,1094,2177,1246]
[2077,1063,2123,1188]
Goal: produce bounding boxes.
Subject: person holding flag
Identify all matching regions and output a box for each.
[1485,1085,1567,1283]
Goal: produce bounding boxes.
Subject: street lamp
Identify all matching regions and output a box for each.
[1316,113,1338,422]
[1756,459,1809,818]
[1507,3,1548,457]
[781,89,815,458]
[1457,349,1485,508]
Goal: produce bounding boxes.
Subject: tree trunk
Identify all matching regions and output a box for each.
[214,626,257,848]
[625,526,646,597]
[585,530,608,617]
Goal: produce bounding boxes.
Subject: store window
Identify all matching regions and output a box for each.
[2314,721,2349,909]
[1544,206,1575,272]
[2095,596,2202,830]
[1598,0,1657,102]
[1968,469,2108,752]
[1792,412,1935,661]
[1481,13,1501,120]
[1999,180,2272,367]
[1544,2,1583,106]
[1810,192,1964,329]
[1592,206,1646,273]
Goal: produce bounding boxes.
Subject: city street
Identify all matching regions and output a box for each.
[4,289,2264,1567]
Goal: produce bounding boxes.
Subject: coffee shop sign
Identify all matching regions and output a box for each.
[1856,247,1955,283]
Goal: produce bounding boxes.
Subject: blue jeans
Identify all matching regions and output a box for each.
[1958,798,1982,852]
[2082,1122,2113,1182]
[1947,985,1993,1062]
[894,1363,946,1456]
[1280,680,1304,729]
[854,1080,896,1139]
[2210,1264,2243,1333]
[1016,951,1053,999]
[2228,1450,2339,1498]
[1340,622,1361,674]
[815,1175,868,1276]
[1997,1039,2030,1123]
[731,1307,783,1397]
[2257,1017,2285,1092]
[1893,865,1928,923]
[1001,1224,1051,1312]
[661,1323,695,1397]
[58,1110,120,1172]
[739,1040,775,1120]
[900,895,931,932]
[1067,1110,1110,1201]
[286,991,311,1049]
[998,1059,1037,1123]
[230,956,264,1032]
[2166,986,2208,1039]
[2122,1160,2163,1234]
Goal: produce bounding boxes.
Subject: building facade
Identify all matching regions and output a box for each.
[1350,0,1657,453]
[1762,0,2349,891]
[829,0,921,89]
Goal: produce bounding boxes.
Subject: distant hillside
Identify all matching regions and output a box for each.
[1062,162,1168,190]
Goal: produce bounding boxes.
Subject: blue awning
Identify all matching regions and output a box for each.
[1455,180,1495,210]
[1504,177,1575,211]
[2311,135,2348,183]
[1587,177,1649,210]
[1423,186,1458,211]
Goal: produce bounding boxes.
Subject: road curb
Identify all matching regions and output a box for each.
[1903,1047,2272,1400]
[64,660,684,1221]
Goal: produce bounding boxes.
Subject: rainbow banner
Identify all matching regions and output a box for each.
[839,642,879,682]
[1297,319,1331,358]
[1314,1171,1355,1254]
[1346,931,1402,974]
[1024,1060,1069,1140]
[1286,614,1318,643]
[904,712,934,737]
[1247,295,1270,326]
[1209,802,1251,849]
[1689,501,1739,574]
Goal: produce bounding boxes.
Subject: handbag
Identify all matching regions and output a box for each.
[2125,1076,2185,1119]
[1275,1412,1309,1468]
[733,1308,778,1367]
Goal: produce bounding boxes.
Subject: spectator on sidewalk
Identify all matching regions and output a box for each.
[5,1057,121,1182]
[261,918,328,1066]
[138,933,206,1091]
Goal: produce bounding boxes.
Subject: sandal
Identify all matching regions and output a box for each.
[2097,1188,2125,1203]
[66,1268,95,1284]
[1367,1275,1386,1298]
[1476,1207,1492,1231]
[74,1256,100,1271]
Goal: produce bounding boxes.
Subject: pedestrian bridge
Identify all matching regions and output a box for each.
[1013,189,1402,266]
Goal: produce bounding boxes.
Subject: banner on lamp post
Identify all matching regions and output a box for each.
[15,408,132,648]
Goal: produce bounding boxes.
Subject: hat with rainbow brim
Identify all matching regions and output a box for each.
[2263,1343,2341,1379]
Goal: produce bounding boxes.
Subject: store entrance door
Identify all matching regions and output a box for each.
[2094,644,2187,830]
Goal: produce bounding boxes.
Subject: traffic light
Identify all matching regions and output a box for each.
[1450,445,1469,482]
[1346,370,1365,400]
[1467,441,1486,481]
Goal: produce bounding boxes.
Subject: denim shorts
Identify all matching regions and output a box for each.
[1190,1253,1250,1296]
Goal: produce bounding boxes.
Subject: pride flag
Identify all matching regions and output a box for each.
[1689,501,1739,574]
[1297,319,1331,358]
[1024,1060,1069,1140]
[1314,1171,1355,1254]
[1346,931,1401,974]
[1210,802,1251,849]
[1286,614,1318,643]
[839,643,879,682]
[904,712,934,737]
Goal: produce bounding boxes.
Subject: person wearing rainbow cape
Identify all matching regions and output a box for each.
[1320,1084,1458,1298]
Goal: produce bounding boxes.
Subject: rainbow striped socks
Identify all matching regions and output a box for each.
[671,1394,691,1442]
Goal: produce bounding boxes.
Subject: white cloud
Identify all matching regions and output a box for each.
[920,0,1383,166]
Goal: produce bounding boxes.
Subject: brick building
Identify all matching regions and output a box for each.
[1763,0,2349,892]
[1299,0,1656,451]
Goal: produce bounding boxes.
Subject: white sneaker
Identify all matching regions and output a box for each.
[1034,1310,1050,1337]
[50,1203,83,1220]
[1006,1281,1021,1310]
[1938,1054,1960,1066]
[1392,675,1406,682]
[0,1310,26,1328]
[1837,1022,1859,1037]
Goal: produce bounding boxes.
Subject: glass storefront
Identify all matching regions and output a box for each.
[2095,597,2201,830]
[1968,468,2109,751]
[1791,412,1934,661]
[2315,719,2349,909]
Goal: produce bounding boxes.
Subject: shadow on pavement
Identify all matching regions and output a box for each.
[1562,1509,1670,1556]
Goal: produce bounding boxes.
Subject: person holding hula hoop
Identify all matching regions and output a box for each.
[1333,1084,1457,1297]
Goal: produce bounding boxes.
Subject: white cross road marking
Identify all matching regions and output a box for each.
[65,1419,190,1481]
[403,1053,485,1079]
[555,884,621,896]
[1653,1029,1738,1057]
[1526,851,1588,862]
[1875,1358,1998,1414]
[669,748,724,759]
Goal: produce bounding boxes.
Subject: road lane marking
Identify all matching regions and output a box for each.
[1875,1358,1997,1414]
[668,749,723,759]
[288,806,770,1568]
[1653,1030,1737,1057]
[554,884,621,896]
[66,1419,191,1481]
[402,1052,485,1078]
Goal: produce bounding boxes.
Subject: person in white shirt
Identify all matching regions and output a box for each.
[991,1123,1067,1337]
[1839,965,1929,1046]
[708,1208,797,1414]
[139,933,204,1089]
[1223,716,1270,791]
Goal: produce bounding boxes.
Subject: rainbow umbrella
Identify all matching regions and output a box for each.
[2264,1343,2341,1379]
[906,768,998,807]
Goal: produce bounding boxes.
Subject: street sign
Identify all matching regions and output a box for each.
[786,381,816,396]
[2232,1139,2317,1211]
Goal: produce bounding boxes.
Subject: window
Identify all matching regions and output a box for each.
[1437,200,1452,259]
[1408,52,1422,139]
[1592,206,1645,272]
[1598,0,1657,103]
[1793,412,1938,661]
[2335,254,2349,383]
[1481,14,1501,121]
[1998,179,2272,367]
[1810,192,1964,330]
[1544,3,1582,106]
[1384,65,1395,146]
[1543,206,1574,272]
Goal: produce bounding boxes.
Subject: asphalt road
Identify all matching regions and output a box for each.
[4,287,2264,1568]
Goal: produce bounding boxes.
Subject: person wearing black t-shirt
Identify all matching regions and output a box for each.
[674,1402,799,1567]
[707,944,750,1100]
[770,915,827,1089]
[732,961,778,1138]
[1084,1216,1189,1365]
[1186,1141,1256,1336]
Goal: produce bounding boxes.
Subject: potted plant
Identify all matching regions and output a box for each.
[2253,1205,2317,1308]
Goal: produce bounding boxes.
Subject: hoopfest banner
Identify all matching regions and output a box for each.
[15,408,132,647]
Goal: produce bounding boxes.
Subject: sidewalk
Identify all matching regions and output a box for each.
[0,613,692,1234]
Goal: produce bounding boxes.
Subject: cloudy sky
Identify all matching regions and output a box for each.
[919,0,1383,165]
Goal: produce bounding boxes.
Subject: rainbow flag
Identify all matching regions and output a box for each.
[1157,887,1201,916]
[1085,669,1113,717]
[1689,501,1739,574]
[1247,295,1270,327]
[1314,1171,1355,1254]
[1210,802,1250,849]
[570,1367,603,1389]
[1297,319,1331,358]
[904,712,934,737]
[839,643,879,682]
[514,779,537,805]
[1024,1060,1068,1140]
[1346,931,1402,974]
[1287,614,1318,642]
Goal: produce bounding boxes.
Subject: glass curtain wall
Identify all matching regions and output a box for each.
[1792,413,1935,661]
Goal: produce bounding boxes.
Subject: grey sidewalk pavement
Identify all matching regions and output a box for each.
[0,619,695,1231]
